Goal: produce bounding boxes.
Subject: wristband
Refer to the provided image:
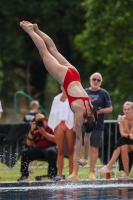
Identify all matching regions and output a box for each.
[100,109,103,114]
[30,131,34,136]
[27,136,34,141]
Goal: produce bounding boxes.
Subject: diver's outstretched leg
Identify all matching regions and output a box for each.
[33,23,77,71]
[20,21,68,84]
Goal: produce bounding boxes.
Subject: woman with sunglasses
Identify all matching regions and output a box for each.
[20,20,97,167]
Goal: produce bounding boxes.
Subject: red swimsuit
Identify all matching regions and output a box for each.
[63,68,91,113]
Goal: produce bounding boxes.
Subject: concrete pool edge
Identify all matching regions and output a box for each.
[0,179,133,188]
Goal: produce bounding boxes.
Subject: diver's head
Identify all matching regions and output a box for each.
[83,104,98,133]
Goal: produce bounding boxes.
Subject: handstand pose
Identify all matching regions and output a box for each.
[20,20,97,166]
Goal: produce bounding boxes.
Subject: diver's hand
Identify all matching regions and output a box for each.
[77,159,88,167]
[129,133,133,140]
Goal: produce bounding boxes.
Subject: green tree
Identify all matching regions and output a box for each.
[0,0,85,120]
[75,0,133,116]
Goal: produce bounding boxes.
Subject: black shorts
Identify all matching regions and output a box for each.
[90,129,103,148]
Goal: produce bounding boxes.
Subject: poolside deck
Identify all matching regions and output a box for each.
[0,179,133,188]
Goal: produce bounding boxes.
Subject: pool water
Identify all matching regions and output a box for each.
[0,181,133,200]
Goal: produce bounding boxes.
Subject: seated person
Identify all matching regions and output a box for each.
[23,100,39,122]
[17,113,57,181]
[99,101,133,180]
[23,100,40,173]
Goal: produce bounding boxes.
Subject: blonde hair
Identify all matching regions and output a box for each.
[30,100,39,109]
[123,101,133,109]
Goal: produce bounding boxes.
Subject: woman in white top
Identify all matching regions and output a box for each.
[48,86,75,180]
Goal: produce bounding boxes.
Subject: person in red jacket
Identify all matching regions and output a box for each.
[17,113,57,182]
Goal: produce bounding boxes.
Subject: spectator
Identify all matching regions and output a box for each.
[17,113,57,182]
[0,101,3,119]
[67,72,112,180]
[48,86,75,181]
[23,100,40,173]
[99,101,133,180]
[23,100,39,122]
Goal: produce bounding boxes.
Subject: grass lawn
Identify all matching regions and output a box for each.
[0,157,129,182]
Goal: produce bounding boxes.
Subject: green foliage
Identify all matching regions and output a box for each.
[75,0,133,116]
[2,0,132,120]
[0,0,85,121]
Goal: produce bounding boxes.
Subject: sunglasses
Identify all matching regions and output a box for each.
[92,78,101,82]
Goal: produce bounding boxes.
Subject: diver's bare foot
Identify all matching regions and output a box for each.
[21,20,33,26]
[33,23,39,32]
[20,21,34,33]
[21,21,38,32]
[23,20,32,24]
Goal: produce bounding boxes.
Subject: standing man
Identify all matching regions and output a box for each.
[86,72,113,180]
[67,72,112,180]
